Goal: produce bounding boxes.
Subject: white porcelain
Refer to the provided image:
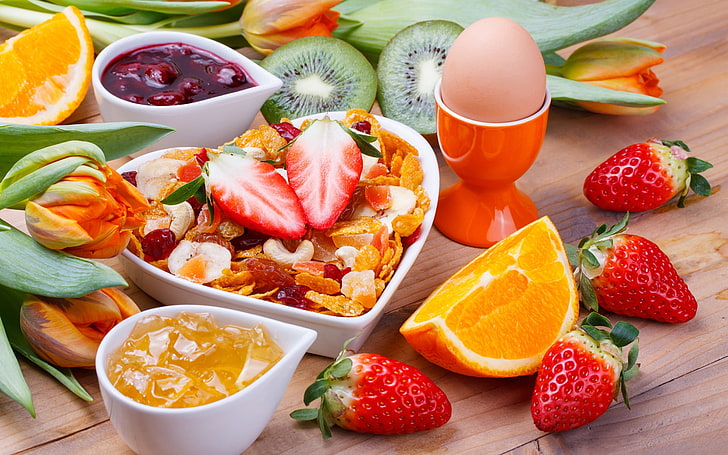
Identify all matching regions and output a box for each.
[95,304,316,455]
[118,112,439,357]
[92,31,282,153]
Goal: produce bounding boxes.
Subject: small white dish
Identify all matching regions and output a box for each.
[118,112,439,357]
[92,31,282,152]
[95,304,316,455]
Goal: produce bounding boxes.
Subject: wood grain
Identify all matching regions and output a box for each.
[1,0,727,453]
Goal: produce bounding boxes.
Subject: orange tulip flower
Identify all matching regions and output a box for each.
[241,0,342,55]
[556,38,666,115]
[19,288,140,368]
[22,150,149,259]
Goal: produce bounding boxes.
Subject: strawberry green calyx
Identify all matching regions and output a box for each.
[656,139,713,207]
[579,312,640,408]
[567,213,630,312]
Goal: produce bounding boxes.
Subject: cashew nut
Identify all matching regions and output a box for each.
[163,202,195,240]
[263,239,314,268]
[335,246,359,270]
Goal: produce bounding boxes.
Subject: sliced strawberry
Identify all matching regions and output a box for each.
[206,152,306,239]
[286,116,363,230]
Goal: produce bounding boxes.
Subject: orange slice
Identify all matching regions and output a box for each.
[400,216,579,377]
[0,6,93,125]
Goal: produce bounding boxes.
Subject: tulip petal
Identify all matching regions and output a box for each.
[100,287,141,319]
[20,297,100,368]
[25,201,93,249]
[561,41,664,80]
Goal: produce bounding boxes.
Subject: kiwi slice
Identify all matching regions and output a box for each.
[376,20,464,135]
[259,36,377,123]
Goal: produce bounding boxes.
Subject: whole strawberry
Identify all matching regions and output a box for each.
[583,138,712,212]
[569,213,698,323]
[291,346,452,438]
[531,312,639,432]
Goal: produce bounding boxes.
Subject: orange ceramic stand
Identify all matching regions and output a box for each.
[434,83,550,247]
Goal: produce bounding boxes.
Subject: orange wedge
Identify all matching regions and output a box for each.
[400,216,579,377]
[0,6,93,125]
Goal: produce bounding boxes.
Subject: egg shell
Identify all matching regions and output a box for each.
[440,17,546,123]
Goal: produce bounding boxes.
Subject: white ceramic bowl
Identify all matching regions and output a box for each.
[118,112,439,357]
[95,304,316,455]
[92,31,282,152]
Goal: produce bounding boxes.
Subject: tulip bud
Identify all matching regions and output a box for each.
[556,38,666,115]
[0,141,150,259]
[240,0,342,55]
[19,288,140,368]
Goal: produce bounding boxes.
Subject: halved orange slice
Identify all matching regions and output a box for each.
[400,216,579,377]
[0,6,93,125]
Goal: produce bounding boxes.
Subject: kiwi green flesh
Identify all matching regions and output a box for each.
[260,36,377,124]
[377,20,464,135]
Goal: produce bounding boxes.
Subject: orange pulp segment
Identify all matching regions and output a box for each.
[0,6,93,125]
[400,216,578,377]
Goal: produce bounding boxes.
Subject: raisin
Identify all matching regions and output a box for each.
[121,171,138,186]
[142,228,177,261]
[245,257,295,291]
[231,230,270,250]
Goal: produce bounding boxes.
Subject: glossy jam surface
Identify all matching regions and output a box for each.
[106,311,283,408]
[102,42,257,106]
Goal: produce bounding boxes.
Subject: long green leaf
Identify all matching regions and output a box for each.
[547,75,665,107]
[0,220,127,297]
[44,0,229,15]
[0,299,34,416]
[0,122,174,180]
[334,0,656,62]
[0,285,92,402]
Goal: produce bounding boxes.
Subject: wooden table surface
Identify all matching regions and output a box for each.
[2,0,727,453]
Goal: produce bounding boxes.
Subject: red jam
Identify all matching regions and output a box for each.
[102,42,257,106]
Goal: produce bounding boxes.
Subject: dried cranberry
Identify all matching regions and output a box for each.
[351,121,371,134]
[245,257,295,291]
[270,122,302,142]
[231,230,269,250]
[402,225,422,247]
[323,264,350,284]
[148,91,186,106]
[195,148,210,165]
[186,196,205,216]
[276,285,315,309]
[141,228,177,261]
[121,171,138,186]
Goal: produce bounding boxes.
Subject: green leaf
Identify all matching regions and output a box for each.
[0,122,174,180]
[337,122,382,158]
[689,174,712,197]
[582,311,612,329]
[161,176,204,205]
[47,0,229,16]
[686,157,713,174]
[0,156,88,209]
[0,285,92,402]
[581,249,600,269]
[610,321,639,348]
[579,274,599,312]
[0,297,34,416]
[303,379,328,406]
[548,75,665,107]
[626,342,640,373]
[0,221,127,298]
[329,357,353,378]
[290,407,319,421]
[334,0,657,62]
[318,406,332,439]
[564,243,579,268]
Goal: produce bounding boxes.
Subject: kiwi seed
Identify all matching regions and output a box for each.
[376,20,464,135]
[259,36,377,123]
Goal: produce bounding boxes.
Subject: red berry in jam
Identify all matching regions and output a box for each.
[144,62,179,87]
[148,91,186,106]
[142,228,177,261]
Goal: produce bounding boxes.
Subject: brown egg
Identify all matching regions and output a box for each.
[440,17,546,123]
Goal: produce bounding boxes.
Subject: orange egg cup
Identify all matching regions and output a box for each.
[433,83,550,247]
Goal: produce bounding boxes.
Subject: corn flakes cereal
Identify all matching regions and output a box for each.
[327,217,384,236]
[354,245,381,272]
[230,124,288,162]
[392,207,425,237]
[295,273,341,295]
[304,291,365,317]
[400,153,424,191]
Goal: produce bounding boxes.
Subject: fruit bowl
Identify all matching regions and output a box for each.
[92,31,282,153]
[95,304,316,455]
[118,112,439,357]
